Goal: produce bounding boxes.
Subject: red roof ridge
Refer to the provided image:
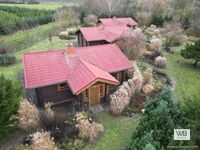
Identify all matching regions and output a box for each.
[23,49,64,55]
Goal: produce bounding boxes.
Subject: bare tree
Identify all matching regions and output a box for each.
[161,21,184,50]
[97,0,123,17]
[117,28,146,60]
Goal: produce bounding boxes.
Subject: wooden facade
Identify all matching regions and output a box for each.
[36,71,126,107]
[77,32,109,47]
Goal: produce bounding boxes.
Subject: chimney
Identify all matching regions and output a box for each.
[66,43,75,55]
[112,16,117,20]
[99,23,104,30]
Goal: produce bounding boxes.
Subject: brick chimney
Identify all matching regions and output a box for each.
[112,16,117,20]
[99,23,105,30]
[66,43,75,55]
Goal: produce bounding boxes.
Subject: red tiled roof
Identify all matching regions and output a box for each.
[23,44,133,94]
[79,26,128,42]
[98,17,138,27]
[68,59,119,94]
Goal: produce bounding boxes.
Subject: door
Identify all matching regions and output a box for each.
[89,85,100,106]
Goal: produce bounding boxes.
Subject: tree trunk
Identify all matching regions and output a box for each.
[194,60,199,67]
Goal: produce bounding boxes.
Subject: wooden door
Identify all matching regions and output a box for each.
[89,85,100,106]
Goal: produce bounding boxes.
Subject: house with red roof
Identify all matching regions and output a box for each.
[97,17,138,28]
[77,25,129,47]
[23,44,133,107]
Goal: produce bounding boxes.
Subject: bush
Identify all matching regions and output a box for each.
[32,131,57,150]
[126,88,190,149]
[0,54,16,66]
[0,40,11,54]
[151,14,172,27]
[117,28,146,60]
[145,25,160,37]
[110,62,143,115]
[17,98,40,132]
[0,75,21,141]
[144,68,153,84]
[161,21,184,49]
[155,56,167,68]
[44,102,54,123]
[75,112,104,142]
[150,37,162,51]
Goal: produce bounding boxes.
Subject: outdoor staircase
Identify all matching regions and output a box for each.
[89,104,104,114]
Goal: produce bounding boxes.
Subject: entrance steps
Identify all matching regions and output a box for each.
[90,104,104,114]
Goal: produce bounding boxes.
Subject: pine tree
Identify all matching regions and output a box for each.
[181,40,200,67]
[0,75,21,140]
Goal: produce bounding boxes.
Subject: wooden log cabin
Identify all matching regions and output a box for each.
[77,25,129,47]
[23,44,133,108]
[97,17,138,28]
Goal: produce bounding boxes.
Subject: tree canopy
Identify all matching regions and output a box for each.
[0,75,21,140]
[126,88,190,150]
[181,40,200,67]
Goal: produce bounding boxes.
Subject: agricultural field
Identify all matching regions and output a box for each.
[0,3,62,9]
[0,5,55,35]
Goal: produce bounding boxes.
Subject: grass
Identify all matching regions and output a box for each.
[84,112,139,150]
[0,35,77,80]
[0,23,63,51]
[0,3,63,10]
[163,46,200,101]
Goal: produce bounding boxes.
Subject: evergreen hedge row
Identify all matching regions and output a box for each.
[0,6,55,35]
[0,54,16,66]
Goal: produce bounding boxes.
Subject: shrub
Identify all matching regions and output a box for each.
[32,131,57,150]
[155,56,167,68]
[180,39,200,67]
[44,102,54,123]
[58,31,69,40]
[84,14,97,25]
[0,75,21,140]
[150,37,162,51]
[161,21,184,49]
[145,24,160,37]
[0,54,16,66]
[17,98,40,132]
[0,40,11,54]
[75,112,104,142]
[151,14,172,27]
[144,68,153,84]
[110,62,143,115]
[142,84,154,94]
[117,28,146,60]
[126,88,189,149]
[132,61,143,93]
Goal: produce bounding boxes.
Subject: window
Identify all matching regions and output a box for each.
[58,83,69,91]
[99,84,105,97]
[84,89,89,102]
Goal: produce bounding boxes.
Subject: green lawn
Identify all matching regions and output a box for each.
[84,112,139,150]
[0,36,77,80]
[0,23,63,51]
[0,3,63,10]
[163,46,200,101]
